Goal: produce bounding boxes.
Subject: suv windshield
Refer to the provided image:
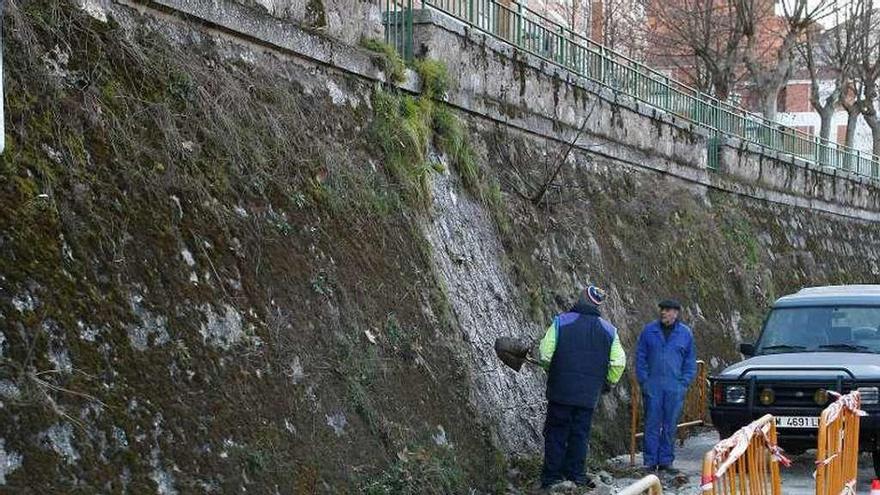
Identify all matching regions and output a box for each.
[756,306,880,354]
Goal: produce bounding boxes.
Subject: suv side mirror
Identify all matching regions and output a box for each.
[739,342,756,356]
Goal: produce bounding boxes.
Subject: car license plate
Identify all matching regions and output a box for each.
[775,416,819,429]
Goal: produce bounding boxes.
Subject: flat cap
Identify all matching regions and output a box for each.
[658,299,682,310]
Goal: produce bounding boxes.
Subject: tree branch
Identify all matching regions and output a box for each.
[531,100,598,205]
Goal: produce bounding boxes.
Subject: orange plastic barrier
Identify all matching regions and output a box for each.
[700,414,788,495]
[630,360,708,465]
[815,391,865,495]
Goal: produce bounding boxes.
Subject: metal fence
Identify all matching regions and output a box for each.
[701,414,785,495]
[383,0,414,61]
[815,391,863,495]
[381,0,880,178]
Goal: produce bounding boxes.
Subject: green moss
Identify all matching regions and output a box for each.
[305,0,327,28]
[720,215,760,268]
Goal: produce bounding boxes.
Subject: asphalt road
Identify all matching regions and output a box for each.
[608,430,877,494]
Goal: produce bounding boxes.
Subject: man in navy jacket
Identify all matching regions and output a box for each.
[635,299,697,472]
[538,286,626,488]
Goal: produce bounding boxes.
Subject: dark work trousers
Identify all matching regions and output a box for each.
[541,401,595,487]
[642,387,686,468]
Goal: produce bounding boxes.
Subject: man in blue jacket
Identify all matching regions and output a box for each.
[635,299,696,473]
[538,286,626,489]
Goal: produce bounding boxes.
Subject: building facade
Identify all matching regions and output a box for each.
[775,78,875,154]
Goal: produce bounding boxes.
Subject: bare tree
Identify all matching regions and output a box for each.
[841,81,865,149]
[643,0,755,100]
[597,0,646,58]
[545,0,586,34]
[796,3,858,144]
[743,0,836,120]
[851,0,880,158]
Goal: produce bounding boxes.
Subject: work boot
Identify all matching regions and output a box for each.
[571,476,596,489]
[567,471,596,488]
[548,480,577,493]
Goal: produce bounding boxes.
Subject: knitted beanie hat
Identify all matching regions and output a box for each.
[585,285,606,306]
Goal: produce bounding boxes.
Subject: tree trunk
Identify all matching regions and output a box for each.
[840,109,859,171]
[711,74,730,102]
[761,89,778,122]
[864,112,880,177]
[867,116,880,154]
[816,106,833,166]
[845,109,859,149]
[818,106,833,143]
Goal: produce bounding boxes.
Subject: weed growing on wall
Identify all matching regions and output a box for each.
[361,38,407,84]
[414,58,449,97]
[360,444,465,495]
[369,54,510,225]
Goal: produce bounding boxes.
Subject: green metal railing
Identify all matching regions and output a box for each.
[381,0,880,178]
[384,0,414,60]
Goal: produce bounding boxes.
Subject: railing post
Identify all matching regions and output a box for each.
[557,26,564,65]
[468,0,473,24]
[515,0,522,46]
[405,0,414,60]
[663,76,672,110]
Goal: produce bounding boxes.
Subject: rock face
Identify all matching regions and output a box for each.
[422,168,546,453]
[2,0,880,492]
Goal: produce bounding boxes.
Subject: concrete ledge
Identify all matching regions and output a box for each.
[124,0,420,92]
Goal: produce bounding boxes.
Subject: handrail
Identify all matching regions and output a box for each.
[516,4,856,158]
[618,474,664,495]
[392,0,880,178]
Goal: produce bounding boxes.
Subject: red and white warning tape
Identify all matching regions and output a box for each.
[700,420,790,492]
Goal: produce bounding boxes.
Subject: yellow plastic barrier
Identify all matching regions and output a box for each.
[815,391,864,495]
[618,474,663,495]
[630,360,709,465]
[700,414,787,495]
